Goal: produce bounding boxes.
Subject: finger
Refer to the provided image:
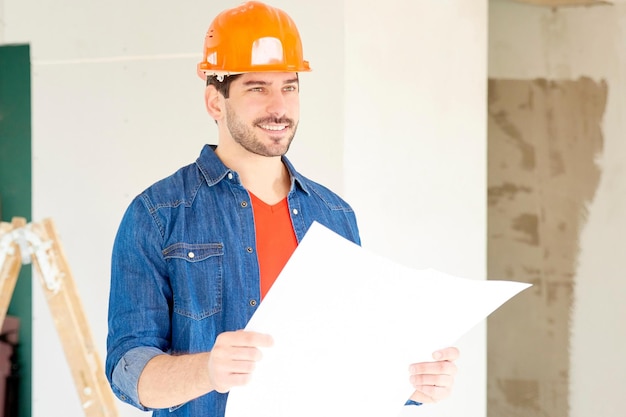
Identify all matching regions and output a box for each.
[409,384,453,404]
[229,330,275,348]
[223,372,253,388]
[410,360,457,376]
[223,356,259,374]
[432,346,460,361]
[410,373,455,389]
[223,345,265,362]
[409,389,433,404]
[209,364,255,393]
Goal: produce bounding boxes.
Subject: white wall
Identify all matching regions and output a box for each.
[344,1,487,417]
[1,1,487,416]
[489,2,626,416]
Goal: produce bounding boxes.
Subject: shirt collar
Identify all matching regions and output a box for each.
[195,144,311,195]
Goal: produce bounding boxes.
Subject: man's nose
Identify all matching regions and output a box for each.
[266,91,287,118]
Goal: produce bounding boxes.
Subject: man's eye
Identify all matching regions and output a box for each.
[284,85,297,92]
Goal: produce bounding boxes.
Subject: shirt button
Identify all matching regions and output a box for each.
[292,209,299,215]
[228,173,233,180]
[241,201,248,208]
[249,299,257,307]
[188,252,195,259]
[246,247,253,253]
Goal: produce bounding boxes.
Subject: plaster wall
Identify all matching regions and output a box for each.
[344,1,487,416]
[489,2,626,416]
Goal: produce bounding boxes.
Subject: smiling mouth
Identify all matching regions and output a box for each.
[259,123,288,131]
[256,117,293,132]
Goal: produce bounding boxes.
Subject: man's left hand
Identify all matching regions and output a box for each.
[408,346,460,404]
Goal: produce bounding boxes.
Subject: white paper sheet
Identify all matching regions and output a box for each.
[225,222,531,417]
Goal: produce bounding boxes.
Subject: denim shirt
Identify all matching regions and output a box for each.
[105,145,361,417]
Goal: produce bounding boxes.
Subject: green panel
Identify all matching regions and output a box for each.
[0,44,32,417]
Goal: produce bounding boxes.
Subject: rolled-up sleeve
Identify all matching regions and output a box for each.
[110,346,164,410]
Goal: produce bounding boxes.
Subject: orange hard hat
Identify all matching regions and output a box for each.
[197,1,311,79]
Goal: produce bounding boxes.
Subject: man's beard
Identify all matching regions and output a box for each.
[225,101,297,157]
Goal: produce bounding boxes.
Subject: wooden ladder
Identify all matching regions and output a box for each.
[0,217,119,417]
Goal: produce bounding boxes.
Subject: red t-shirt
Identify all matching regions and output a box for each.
[250,193,298,300]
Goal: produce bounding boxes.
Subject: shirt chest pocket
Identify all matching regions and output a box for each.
[163,242,224,320]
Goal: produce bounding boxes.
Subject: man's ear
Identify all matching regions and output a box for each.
[204,85,224,120]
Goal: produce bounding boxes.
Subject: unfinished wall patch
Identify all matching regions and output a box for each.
[487,77,606,417]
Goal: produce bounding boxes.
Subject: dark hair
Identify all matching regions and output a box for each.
[206,74,243,99]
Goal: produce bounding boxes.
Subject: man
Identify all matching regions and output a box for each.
[105,2,459,416]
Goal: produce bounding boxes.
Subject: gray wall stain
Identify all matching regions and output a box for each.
[487,77,606,417]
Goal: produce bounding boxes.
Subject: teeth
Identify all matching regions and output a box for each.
[260,124,286,131]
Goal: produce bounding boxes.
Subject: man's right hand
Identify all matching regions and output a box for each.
[207,330,274,393]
